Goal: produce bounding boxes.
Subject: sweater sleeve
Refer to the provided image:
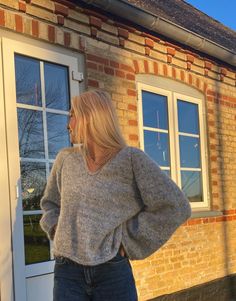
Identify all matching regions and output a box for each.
[122,147,192,260]
[39,149,68,241]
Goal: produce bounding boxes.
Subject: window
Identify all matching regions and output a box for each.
[138,81,209,210]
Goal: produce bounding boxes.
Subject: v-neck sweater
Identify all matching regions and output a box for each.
[39,146,192,266]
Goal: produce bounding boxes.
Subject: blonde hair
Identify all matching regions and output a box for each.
[71,89,127,157]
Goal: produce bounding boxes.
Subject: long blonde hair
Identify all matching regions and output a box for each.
[71,89,127,157]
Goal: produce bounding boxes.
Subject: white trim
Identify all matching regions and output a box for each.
[1,37,81,301]
[174,93,209,209]
[137,82,210,211]
[0,38,15,301]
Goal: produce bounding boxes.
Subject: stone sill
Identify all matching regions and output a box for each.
[190,210,223,219]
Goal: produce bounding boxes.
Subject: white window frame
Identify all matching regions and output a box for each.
[137,82,210,211]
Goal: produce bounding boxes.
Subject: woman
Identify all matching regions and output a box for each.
[39,89,192,301]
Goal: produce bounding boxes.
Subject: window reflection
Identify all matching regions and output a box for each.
[179,136,201,168]
[20,162,46,211]
[24,215,50,265]
[144,130,170,167]
[142,91,168,129]
[47,113,71,159]
[178,100,199,134]
[44,62,70,111]
[17,108,45,158]
[181,171,203,202]
[15,54,42,106]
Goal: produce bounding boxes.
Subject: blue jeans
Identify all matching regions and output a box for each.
[53,251,138,301]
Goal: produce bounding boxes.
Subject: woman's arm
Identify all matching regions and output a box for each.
[122,147,192,260]
[39,150,67,241]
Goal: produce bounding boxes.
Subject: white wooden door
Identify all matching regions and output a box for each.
[0,37,81,301]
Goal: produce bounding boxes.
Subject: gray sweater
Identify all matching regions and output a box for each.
[39,146,191,265]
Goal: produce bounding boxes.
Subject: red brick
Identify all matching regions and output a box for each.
[163,65,167,76]
[211,156,217,162]
[120,64,134,73]
[187,62,191,70]
[196,78,200,88]
[104,66,114,76]
[180,70,185,81]
[64,32,70,47]
[205,61,212,70]
[48,25,55,42]
[32,20,38,37]
[167,55,172,64]
[144,60,149,73]
[186,54,195,63]
[129,134,138,141]
[145,38,154,48]
[87,61,97,70]
[90,15,102,28]
[55,3,68,16]
[57,15,64,25]
[126,73,135,81]
[91,27,97,38]
[208,120,215,126]
[143,32,161,43]
[88,79,99,88]
[145,47,150,56]
[128,120,138,126]
[128,104,137,111]
[87,54,109,65]
[167,47,175,56]
[172,67,176,79]
[119,38,125,47]
[110,60,119,68]
[153,62,158,75]
[79,36,85,51]
[0,9,5,26]
[133,60,139,73]
[19,2,26,12]
[209,132,215,138]
[118,27,129,39]
[220,68,227,76]
[15,15,23,33]
[116,22,135,32]
[115,70,125,78]
[188,74,193,85]
[204,69,209,76]
[127,89,136,97]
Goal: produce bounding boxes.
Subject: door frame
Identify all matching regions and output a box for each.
[0,36,82,301]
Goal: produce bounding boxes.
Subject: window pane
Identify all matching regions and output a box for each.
[142,90,168,130]
[17,108,45,158]
[179,136,200,168]
[24,215,50,265]
[181,171,203,202]
[44,62,70,111]
[21,162,46,211]
[162,169,171,178]
[144,130,170,167]
[47,113,70,159]
[178,100,199,134]
[15,54,42,106]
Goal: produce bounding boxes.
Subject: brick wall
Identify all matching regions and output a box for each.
[0,0,236,300]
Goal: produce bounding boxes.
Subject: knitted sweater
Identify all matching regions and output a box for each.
[39,146,191,266]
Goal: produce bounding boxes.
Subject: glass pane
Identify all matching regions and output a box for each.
[21,162,46,211]
[47,113,71,159]
[179,135,200,168]
[17,108,45,158]
[44,62,70,110]
[142,90,168,130]
[181,171,203,202]
[24,214,50,265]
[15,54,42,106]
[144,130,170,167]
[162,169,171,178]
[178,100,199,134]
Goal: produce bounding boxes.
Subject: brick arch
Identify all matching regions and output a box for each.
[132,59,208,95]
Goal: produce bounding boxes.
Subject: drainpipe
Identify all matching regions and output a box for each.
[80,0,236,67]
